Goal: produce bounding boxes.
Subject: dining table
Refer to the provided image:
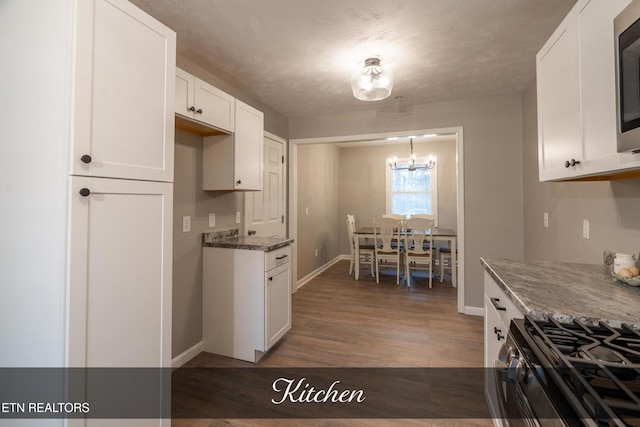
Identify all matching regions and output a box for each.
[353,226,458,286]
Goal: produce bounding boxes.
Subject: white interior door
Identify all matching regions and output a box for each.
[245,134,285,237]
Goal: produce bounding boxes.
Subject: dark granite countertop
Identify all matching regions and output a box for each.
[481,257,640,328]
[202,228,293,252]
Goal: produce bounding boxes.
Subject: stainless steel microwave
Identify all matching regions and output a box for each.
[615,0,640,153]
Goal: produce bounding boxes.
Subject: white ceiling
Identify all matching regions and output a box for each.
[129,0,577,118]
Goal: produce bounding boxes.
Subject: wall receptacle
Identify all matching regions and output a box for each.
[235,212,241,224]
[543,212,548,228]
[209,213,216,228]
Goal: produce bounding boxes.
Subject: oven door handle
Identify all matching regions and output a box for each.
[493,359,512,427]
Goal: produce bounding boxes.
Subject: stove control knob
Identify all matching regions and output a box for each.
[506,358,529,384]
[498,344,517,365]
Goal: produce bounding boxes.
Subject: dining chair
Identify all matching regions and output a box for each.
[382,213,406,221]
[439,247,457,287]
[373,217,403,285]
[409,213,436,221]
[404,218,435,288]
[346,214,375,277]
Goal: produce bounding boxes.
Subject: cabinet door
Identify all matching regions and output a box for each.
[73,0,176,182]
[265,262,291,350]
[67,176,173,369]
[234,100,264,190]
[484,293,506,427]
[175,67,195,119]
[194,78,236,133]
[537,5,583,181]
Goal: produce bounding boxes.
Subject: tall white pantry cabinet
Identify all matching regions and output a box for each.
[1,0,175,425]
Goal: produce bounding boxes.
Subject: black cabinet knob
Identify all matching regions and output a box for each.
[188,106,195,112]
[497,333,505,341]
[196,109,203,114]
[80,154,92,164]
[564,158,581,168]
[79,188,91,197]
[494,327,501,334]
[236,180,241,185]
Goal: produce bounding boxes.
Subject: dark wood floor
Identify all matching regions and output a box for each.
[173,260,492,426]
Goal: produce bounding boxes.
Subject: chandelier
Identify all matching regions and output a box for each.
[387,137,436,171]
[351,57,393,101]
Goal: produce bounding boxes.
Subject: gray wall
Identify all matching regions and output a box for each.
[522,81,640,263]
[172,130,245,356]
[290,94,526,309]
[296,144,341,279]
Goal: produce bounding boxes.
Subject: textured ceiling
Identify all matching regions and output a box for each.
[130,0,577,118]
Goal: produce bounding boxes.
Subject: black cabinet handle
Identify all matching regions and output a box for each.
[490,297,506,311]
[276,254,288,260]
[494,327,501,334]
[79,188,91,197]
[497,333,505,341]
[564,158,581,168]
[268,277,273,281]
[188,106,195,112]
[80,154,92,164]
[196,108,203,114]
[236,180,242,185]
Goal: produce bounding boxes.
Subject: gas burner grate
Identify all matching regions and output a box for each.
[526,316,640,426]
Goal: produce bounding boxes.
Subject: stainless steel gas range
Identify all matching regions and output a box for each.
[494,315,640,426]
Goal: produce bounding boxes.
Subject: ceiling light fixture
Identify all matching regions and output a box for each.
[387,137,436,171]
[351,57,393,101]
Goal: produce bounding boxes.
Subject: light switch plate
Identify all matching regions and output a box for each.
[235,212,241,224]
[209,213,216,228]
[543,212,549,228]
[182,216,191,233]
[582,219,589,239]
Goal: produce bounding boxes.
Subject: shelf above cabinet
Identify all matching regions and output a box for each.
[175,115,229,137]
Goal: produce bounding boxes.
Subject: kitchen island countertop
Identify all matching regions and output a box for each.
[481,257,640,328]
[203,228,293,252]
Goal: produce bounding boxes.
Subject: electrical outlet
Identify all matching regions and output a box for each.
[182,216,191,233]
[583,219,589,239]
[315,249,318,257]
[209,213,216,228]
[306,207,309,215]
[543,212,548,228]
[235,212,241,224]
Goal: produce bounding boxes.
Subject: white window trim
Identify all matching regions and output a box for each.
[385,159,438,226]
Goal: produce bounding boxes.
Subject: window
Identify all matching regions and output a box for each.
[386,161,437,220]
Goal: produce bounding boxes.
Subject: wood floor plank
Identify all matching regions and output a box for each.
[173,260,492,426]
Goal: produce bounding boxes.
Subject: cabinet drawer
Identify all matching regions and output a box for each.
[484,271,523,325]
[265,245,291,271]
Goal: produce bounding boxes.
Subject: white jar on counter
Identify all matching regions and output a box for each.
[614,253,637,273]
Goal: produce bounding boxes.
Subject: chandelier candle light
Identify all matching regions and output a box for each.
[387,137,436,171]
[351,57,394,101]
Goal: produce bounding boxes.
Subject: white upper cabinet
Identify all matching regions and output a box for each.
[175,67,235,133]
[537,0,640,181]
[203,100,264,191]
[537,7,582,180]
[72,0,176,183]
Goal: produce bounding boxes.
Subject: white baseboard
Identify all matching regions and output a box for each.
[296,255,346,290]
[464,305,485,317]
[171,340,203,368]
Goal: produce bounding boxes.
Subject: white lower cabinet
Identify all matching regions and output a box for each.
[484,271,523,427]
[203,245,292,362]
[68,177,173,368]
